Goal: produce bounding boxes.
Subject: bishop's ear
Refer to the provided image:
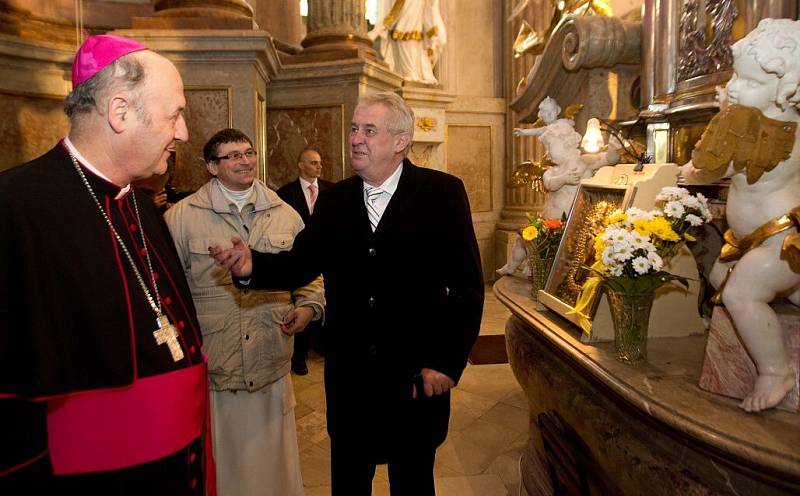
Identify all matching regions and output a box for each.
[108,95,130,133]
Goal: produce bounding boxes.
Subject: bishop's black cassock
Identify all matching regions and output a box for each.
[0,143,207,495]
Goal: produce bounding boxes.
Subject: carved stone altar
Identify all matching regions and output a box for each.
[496,276,800,495]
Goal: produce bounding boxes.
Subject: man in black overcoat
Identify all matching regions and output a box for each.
[212,91,484,495]
[277,147,334,374]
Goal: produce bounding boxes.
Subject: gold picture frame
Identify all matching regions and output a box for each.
[539,183,628,326]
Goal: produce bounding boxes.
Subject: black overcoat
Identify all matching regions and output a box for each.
[246,160,484,457]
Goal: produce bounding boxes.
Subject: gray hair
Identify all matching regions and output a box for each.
[358,92,415,140]
[63,53,147,123]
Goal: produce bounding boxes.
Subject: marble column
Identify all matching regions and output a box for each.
[301,0,375,55]
[133,0,256,29]
[496,0,552,273]
[254,0,303,46]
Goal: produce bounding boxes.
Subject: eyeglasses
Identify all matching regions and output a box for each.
[213,149,257,161]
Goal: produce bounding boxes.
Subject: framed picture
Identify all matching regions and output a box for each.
[538,183,627,326]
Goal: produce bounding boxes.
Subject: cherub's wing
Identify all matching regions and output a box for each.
[562,103,584,121]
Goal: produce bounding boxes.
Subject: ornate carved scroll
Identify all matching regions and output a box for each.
[678,0,738,81]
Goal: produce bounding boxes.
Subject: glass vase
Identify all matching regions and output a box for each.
[605,290,655,364]
[528,253,554,299]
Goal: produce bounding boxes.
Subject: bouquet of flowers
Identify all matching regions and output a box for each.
[521,213,565,293]
[521,213,564,261]
[572,186,713,332]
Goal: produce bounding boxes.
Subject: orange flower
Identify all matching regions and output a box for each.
[543,219,563,230]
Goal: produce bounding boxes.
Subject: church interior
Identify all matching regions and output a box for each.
[1,0,799,494]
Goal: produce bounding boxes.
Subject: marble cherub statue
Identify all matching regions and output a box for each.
[514,97,620,220]
[682,18,800,413]
[499,98,619,276]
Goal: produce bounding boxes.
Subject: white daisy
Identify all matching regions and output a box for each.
[685,213,703,226]
[647,251,663,271]
[629,231,651,250]
[612,242,634,261]
[632,256,651,275]
[663,200,685,218]
[602,248,616,266]
[681,195,700,210]
[656,187,688,202]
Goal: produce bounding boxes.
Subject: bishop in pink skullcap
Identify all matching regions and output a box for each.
[71,34,148,89]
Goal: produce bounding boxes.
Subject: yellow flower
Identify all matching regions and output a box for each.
[607,211,627,225]
[522,226,539,241]
[593,235,605,255]
[684,232,696,242]
[632,219,652,236]
[644,217,680,242]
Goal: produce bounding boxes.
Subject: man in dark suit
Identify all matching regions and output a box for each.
[277,148,334,375]
[212,92,484,495]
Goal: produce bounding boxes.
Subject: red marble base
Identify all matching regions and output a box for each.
[699,305,800,413]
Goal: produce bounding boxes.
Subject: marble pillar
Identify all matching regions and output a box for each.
[301,0,375,56]
[0,1,83,171]
[253,0,303,46]
[133,0,256,29]
[497,0,555,275]
[127,0,277,194]
[114,29,280,193]
[266,56,403,188]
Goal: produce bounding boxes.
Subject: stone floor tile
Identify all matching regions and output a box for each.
[303,485,331,496]
[295,382,327,413]
[449,388,498,431]
[372,479,391,495]
[480,401,530,435]
[435,432,496,475]
[455,417,523,457]
[500,388,529,410]
[506,481,521,496]
[374,463,388,481]
[486,451,523,489]
[458,364,523,403]
[435,474,509,496]
[480,284,512,336]
[298,442,331,487]
[296,411,329,452]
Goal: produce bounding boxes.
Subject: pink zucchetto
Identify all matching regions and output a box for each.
[71,34,148,89]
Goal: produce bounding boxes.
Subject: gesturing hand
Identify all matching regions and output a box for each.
[209,236,253,278]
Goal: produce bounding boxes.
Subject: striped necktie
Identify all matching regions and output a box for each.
[364,185,384,231]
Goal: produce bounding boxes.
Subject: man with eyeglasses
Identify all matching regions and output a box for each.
[165,128,325,495]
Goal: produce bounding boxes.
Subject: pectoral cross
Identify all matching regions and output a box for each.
[154,314,184,362]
